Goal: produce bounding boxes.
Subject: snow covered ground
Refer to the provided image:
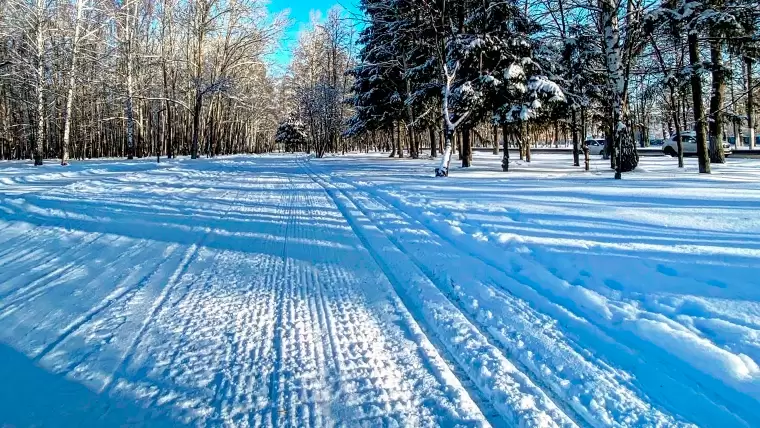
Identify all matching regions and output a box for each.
[0,152,759,427]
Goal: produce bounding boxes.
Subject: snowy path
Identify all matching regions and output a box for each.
[0,157,488,427]
[1,154,759,427]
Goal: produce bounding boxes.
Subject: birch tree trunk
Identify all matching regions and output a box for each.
[62,0,87,166]
[601,0,637,178]
[747,56,755,150]
[161,0,174,159]
[124,0,136,160]
[33,0,45,166]
[190,2,206,159]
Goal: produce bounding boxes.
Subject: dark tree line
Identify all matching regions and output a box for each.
[345,0,760,176]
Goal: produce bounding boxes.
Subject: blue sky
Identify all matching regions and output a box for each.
[267,0,360,71]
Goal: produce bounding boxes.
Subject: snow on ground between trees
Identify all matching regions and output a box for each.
[0,153,759,427]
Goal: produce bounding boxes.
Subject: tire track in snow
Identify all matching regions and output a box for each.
[299,158,567,428]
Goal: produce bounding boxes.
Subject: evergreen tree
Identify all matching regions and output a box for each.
[275,117,307,153]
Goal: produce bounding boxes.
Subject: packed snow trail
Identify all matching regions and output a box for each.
[0,157,488,427]
[1,153,758,427]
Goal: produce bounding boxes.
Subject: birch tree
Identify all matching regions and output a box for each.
[61,0,90,165]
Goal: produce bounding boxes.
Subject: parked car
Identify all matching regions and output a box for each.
[649,139,664,146]
[583,139,606,155]
[662,131,732,156]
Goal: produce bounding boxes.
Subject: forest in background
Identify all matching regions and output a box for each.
[0,0,758,177]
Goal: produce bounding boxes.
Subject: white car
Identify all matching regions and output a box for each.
[662,131,732,156]
[583,139,606,155]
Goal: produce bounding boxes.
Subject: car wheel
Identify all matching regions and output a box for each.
[664,147,677,157]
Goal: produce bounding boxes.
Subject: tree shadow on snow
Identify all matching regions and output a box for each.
[0,342,183,427]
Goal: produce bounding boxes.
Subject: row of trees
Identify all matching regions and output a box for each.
[0,0,285,164]
[1,0,758,177]
[282,10,356,158]
[342,0,759,176]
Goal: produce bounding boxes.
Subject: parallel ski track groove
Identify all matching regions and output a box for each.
[351,175,751,426]
[0,233,45,262]
[269,165,298,428]
[296,158,507,428]
[304,162,588,427]
[309,161,748,427]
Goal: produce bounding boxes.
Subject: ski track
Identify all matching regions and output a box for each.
[303,158,758,426]
[2,154,754,427]
[302,162,588,426]
[292,162,477,427]
[299,159,578,428]
[359,184,755,426]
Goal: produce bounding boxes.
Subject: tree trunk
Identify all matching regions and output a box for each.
[572,108,580,166]
[709,38,726,163]
[501,124,510,171]
[670,86,685,168]
[62,0,86,166]
[493,124,499,155]
[389,123,397,157]
[461,126,471,167]
[190,9,204,160]
[601,0,638,177]
[161,1,174,160]
[688,32,711,173]
[435,124,454,177]
[430,127,437,157]
[397,121,403,158]
[523,122,531,162]
[457,131,463,160]
[124,1,136,160]
[582,107,589,171]
[747,56,755,150]
[33,0,45,166]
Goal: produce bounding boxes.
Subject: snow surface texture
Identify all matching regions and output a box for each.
[0,153,758,427]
